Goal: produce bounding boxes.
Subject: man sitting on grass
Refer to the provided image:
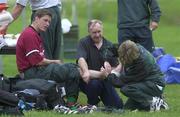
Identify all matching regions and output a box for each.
[16,9,80,111]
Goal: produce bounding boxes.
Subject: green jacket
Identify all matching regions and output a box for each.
[108,44,165,88]
[117,0,161,28]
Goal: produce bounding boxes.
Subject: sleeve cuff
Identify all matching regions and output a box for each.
[111,70,120,77]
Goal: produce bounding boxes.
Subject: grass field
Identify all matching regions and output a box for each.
[1,0,180,116]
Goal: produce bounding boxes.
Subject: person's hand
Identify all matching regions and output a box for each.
[150,21,158,31]
[53,60,62,64]
[104,61,112,74]
[81,70,90,84]
[0,24,8,35]
[110,64,122,77]
[100,67,109,78]
[112,63,122,73]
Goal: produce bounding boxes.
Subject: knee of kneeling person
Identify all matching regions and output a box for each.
[120,85,137,95]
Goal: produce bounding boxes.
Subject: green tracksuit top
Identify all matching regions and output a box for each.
[117,0,161,28]
[108,44,165,88]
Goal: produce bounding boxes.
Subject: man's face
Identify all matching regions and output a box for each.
[36,15,51,32]
[89,23,103,43]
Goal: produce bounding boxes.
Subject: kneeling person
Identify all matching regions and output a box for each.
[101,40,169,111]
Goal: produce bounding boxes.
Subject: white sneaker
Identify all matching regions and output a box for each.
[150,97,162,111]
[54,105,78,114]
[150,97,169,112]
[160,100,169,110]
[77,105,97,114]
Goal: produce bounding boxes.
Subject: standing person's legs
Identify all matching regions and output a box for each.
[133,26,154,52]
[100,80,123,109]
[118,28,135,46]
[118,27,154,52]
[50,6,62,59]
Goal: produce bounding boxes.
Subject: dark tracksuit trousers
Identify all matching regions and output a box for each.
[120,80,163,111]
[23,63,80,100]
[79,79,123,109]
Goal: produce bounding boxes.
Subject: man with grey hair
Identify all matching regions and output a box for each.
[77,19,123,110]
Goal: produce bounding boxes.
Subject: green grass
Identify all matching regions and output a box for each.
[1,0,180,116]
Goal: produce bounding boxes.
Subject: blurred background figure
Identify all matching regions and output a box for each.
[117,0,161,53]
[0,0,10,74]
[0,0,13,35]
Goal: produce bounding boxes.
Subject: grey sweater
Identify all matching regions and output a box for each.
[117,0,161,28]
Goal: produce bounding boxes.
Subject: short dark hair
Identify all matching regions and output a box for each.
[34,9,52,18]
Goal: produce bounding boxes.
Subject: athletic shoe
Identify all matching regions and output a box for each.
[77,105,97,114]
[54,102,98,114]
[160,100,169,110]
[150,97,169,112]
[54,105,78,114]
[54,104,97,114]
[150,97,161,111]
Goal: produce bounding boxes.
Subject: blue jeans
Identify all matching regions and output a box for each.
[79,79,123,109]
